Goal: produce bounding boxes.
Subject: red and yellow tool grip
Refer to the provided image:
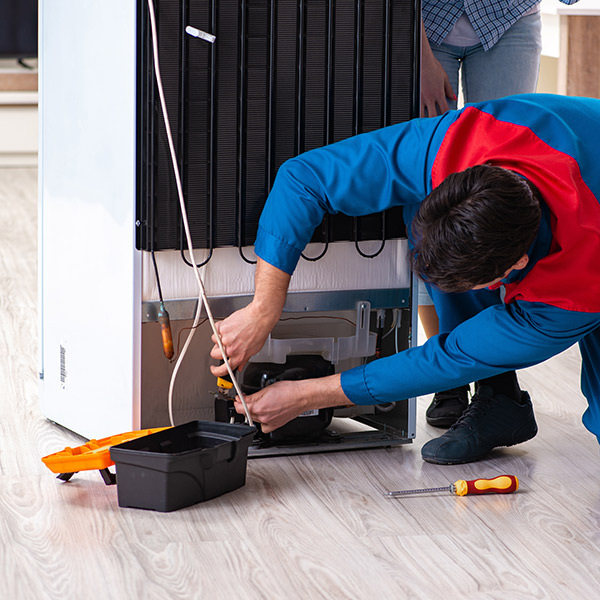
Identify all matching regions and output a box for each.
[453,475,519,496]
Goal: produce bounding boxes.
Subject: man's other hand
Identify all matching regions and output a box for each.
[233,374,350,433]
[420,21,455,117]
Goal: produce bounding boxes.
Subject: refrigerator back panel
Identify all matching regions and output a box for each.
[137,0,420,252]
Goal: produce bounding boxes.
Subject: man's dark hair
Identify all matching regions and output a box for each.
[410,165,542,293]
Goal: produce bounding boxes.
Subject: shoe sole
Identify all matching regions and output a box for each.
[422,453,488,465]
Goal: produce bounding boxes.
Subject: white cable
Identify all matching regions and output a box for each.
[146,0,253,427]
[382,307,400,340]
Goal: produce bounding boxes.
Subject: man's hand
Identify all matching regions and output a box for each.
[209,301,275,376]
[420,21,455,117]
[210,257,291,377]
[232,373,352,433]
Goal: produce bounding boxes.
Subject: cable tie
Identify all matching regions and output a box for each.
[185,26,216,44]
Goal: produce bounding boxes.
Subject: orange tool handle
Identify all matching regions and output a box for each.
[158,310,174,360]
[453,475,519,496]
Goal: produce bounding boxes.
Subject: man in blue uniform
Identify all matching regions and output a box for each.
[210,93,600,464]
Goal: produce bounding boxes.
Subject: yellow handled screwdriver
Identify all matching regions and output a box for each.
[386,475,519,497]
[216,361,236,394]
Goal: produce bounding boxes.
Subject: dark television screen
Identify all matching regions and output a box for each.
[0,0,38,59]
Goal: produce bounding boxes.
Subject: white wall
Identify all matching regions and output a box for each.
[0,59,38,167]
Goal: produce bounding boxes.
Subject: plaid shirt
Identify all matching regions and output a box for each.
[423,0,579,51]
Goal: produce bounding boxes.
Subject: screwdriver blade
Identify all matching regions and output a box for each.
[385,485,450,497]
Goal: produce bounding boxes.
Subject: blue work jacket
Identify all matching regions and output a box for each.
[254,94,600,441]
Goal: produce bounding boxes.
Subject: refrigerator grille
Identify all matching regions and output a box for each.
[137,0,420,254]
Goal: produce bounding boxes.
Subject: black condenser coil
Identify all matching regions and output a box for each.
[137,0,420,255]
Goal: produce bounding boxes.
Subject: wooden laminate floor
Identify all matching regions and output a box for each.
[1,168,599,599]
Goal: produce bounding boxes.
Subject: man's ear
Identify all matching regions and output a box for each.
[513,254,529,270]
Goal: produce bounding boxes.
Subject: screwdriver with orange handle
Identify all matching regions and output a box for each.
[386,475,519,497]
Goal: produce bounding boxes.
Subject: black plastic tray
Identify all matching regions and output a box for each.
[109,421,256,512]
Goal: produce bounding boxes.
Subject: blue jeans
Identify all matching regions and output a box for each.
[432,11,543,110]
[418,10,542,306]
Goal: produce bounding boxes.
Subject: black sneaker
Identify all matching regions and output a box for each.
[425,385,470,428]
[421,385,538,465]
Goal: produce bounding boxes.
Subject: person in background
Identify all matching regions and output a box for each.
[418,0,579,430]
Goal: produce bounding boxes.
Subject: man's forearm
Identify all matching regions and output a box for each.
[210,257,292,374]
[235,373,354,433]
[252,256,291,329]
